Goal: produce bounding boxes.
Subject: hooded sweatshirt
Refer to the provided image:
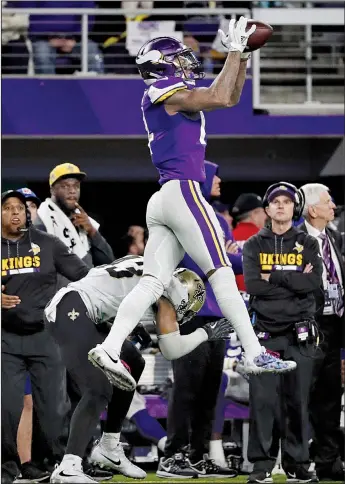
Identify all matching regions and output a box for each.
[8,1,96,38]
[1,226,89,334]
[180,161,243,320]
[243,225,323,333]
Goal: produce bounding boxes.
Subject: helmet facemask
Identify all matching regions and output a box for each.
[164,48,205,80]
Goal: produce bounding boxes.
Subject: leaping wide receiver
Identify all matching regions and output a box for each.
[89,17,297,390]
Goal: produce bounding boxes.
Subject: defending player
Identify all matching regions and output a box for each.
[89,17,296,390]
[46,256,231,483]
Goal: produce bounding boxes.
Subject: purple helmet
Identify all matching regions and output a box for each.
[136,36,205,83]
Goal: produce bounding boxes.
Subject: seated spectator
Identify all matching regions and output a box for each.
[8,0,104,74]
[2,0,29,74]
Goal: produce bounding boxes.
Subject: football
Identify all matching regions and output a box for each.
[245,20,273,52]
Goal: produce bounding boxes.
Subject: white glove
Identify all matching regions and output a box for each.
[218,16,256,53]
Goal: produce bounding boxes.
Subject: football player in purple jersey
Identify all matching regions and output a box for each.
[89,17,297,390]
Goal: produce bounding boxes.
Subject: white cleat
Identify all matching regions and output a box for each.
[237,348,297,375]
[50,460,97,483]
[88,345,136,391]
[89,440,147,480]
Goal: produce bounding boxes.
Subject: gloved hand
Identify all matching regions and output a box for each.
[218,16,256,54]
[203,318,232,341]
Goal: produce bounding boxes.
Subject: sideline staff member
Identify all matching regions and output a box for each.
[1,190,89,483]
[243,182,322,484]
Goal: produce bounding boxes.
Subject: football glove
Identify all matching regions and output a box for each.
[203,318,232,341]
[218,16,256,54]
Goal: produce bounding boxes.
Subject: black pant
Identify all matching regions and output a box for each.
[1,327,68,466]
[164,317,226,462]
[50,291,145,457]
[248,334,315,472]
[310,314,343,470]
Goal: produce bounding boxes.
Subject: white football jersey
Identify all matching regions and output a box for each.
[45,255,155,324]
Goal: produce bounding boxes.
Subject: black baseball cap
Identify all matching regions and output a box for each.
[232,193,263,218]
[2,190,27,206]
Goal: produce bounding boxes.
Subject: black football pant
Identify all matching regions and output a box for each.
[1,327,68,466]
[164,316,226,463]
[49,291,145,458]
[309,314,343,471]
[248,334,315,472]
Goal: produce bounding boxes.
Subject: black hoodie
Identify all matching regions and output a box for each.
[243,226,323,333]
[1,227,89,334]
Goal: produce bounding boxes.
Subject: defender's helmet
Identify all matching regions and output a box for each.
[165,268,206,325]
[136,36,205,83]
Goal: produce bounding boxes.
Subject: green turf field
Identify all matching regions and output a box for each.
[109,472,342,483]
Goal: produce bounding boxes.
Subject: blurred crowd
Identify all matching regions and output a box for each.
[1,161,344,483]
[2,1,343,75]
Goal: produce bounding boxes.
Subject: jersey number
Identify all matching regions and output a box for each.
[102,256,144,279]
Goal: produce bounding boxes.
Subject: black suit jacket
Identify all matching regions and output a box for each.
[299,222,345,324]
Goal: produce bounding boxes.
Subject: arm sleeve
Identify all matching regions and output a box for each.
[269,236,323,294]
[158,329,208,361]
[88,231,114,266]
[243,238,295,299]
[53,237,89,281]
[148,78,188,104]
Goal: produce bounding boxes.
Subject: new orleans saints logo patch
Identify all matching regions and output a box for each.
[68,309,80,321]
[177,299,188,315]
[194,283,206,303]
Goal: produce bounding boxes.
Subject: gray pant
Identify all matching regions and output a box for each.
[248,333,315,472]
[1,328,68,465]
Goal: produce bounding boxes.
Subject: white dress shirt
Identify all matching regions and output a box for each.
[304,220,343,290]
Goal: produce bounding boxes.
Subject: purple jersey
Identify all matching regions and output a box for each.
[141,77,206,185]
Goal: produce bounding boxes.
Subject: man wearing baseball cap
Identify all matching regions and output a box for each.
[35,163,113,272]
[243,182,322,483]
[1,190,89,483]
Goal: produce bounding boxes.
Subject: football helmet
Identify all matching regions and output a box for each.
[165,268,206,325]
[136,36,205,83]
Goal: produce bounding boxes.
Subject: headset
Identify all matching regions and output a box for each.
[263,182,305,221]
[1,190,32,231]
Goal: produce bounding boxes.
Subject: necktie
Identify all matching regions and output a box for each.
[319,233,343,316]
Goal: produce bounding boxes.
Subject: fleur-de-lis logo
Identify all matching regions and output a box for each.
[68,308,80,321]
[194,283,206,303]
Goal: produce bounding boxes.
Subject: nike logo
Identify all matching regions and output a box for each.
[288,472,297,478]
[195,468,206,475]
[210,322,218,329]
[103,349,119,365]
[59,471,78,477]
[100,452,121,466]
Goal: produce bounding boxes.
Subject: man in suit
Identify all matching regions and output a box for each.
[300,183,345,482]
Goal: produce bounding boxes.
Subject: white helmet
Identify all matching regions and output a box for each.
[165,268,206,324]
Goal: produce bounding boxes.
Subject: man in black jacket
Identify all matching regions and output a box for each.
[299,183,345,482]
[1,190,89,484]
[243,182,322,484]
